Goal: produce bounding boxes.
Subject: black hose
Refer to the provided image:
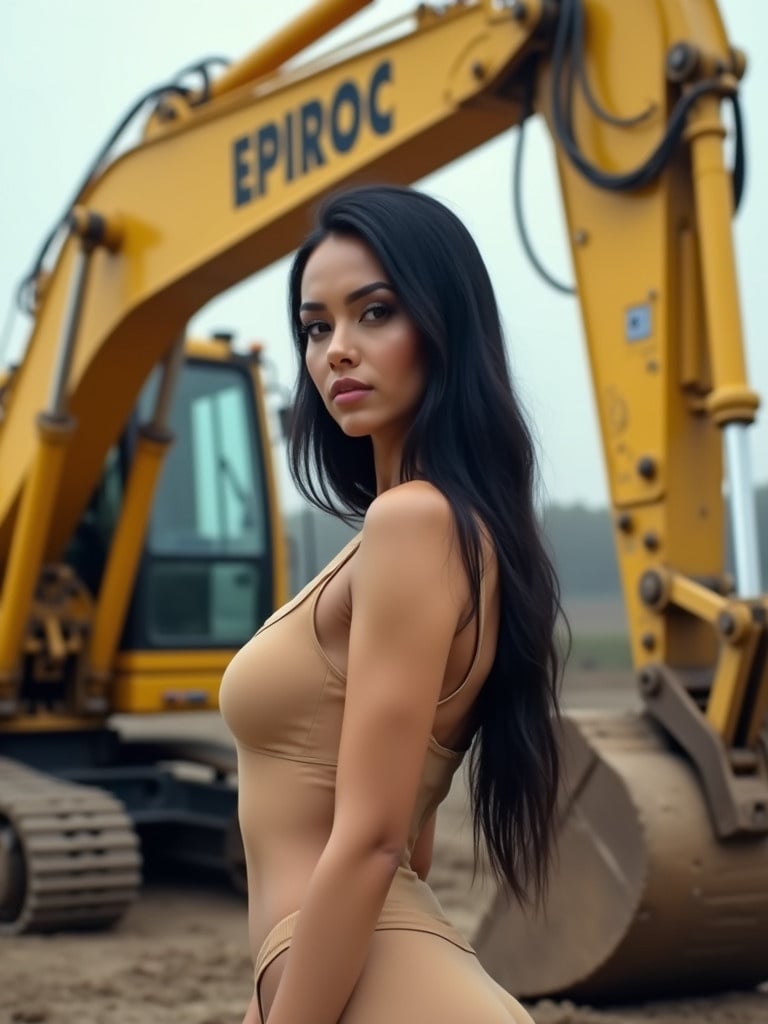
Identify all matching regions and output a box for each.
[551,0,745,208]
[571,0,656,128]
[731,92,746,211]
[514,0,746,297]
[512,75,575,296]
[15,57,231,315]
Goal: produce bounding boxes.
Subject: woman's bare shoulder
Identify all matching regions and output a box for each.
[363,481,454,539]
[357,483,478,610]
[365,483,496,556]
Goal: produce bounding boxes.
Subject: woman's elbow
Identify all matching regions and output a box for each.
[331,827,406,876]
[367,838,406,875]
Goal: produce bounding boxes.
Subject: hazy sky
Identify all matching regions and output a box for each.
[2,0,766,511]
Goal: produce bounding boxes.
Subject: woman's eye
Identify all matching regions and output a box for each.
[301,320,330,340]
[361,302,391,323]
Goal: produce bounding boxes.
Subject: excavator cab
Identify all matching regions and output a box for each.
[64,341,279,712]
[126,355,273,655]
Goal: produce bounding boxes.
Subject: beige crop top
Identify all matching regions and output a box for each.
[219,533,490,883]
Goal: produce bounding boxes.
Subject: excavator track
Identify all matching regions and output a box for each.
[0,757,141,935]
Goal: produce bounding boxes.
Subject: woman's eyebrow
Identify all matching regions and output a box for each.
[299,281,394,312]
[345,281,394,303]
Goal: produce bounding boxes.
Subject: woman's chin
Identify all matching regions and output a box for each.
[328,409,379,438]
[338,421,374,438]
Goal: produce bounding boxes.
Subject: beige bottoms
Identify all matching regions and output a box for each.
[254,869,534,1023]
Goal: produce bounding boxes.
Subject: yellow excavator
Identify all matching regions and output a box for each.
[0,331,289,923]
[1,0,766,1002]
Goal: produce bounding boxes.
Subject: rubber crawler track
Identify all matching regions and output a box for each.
[0,756,141,935]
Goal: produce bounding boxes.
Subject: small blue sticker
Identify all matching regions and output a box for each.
[626,304,652,341]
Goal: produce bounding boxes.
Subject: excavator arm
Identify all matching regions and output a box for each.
[2,0,767,999]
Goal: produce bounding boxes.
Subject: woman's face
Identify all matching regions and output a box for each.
[299,233,425,442]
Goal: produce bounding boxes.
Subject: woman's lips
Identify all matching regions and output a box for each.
[333,388,372,405]
[330,377,373,404]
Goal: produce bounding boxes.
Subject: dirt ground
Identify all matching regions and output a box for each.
[2,872,767,1024]
[2,670,768,1023]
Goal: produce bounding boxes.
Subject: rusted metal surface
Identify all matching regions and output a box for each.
[431,712,768,1000]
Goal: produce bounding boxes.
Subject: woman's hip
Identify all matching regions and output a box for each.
[253,866,472,981]
[251,868,530,1022]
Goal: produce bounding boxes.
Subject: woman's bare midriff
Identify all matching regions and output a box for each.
[245,842,326,961]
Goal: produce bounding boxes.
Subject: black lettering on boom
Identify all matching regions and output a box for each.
[231,60,394,208]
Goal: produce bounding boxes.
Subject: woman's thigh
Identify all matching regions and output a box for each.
[342,930,535,1024]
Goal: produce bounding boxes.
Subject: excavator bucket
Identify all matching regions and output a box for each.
[431,711,768,1001]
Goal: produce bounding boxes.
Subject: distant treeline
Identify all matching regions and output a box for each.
[540,503,618,597]
[542,486,768,597]
[285,485,768,599]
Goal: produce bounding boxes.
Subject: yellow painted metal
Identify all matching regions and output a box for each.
[249,359,290,611]
[111,674,222,712]
[87,429,172,684]
[636,568,756,743]
[707,636,758,742]
[114,650,232,671]
[685,93,759,426]
[111,649,233,712]
[183,337,234,361]
[0,713,104,733]
[666,573,749,637]
[661,572,758,743]
[0,414,75,685]
[746,622,768,746]
[211,0,373,98]
[677,225,709,395]
[537,0,749,679]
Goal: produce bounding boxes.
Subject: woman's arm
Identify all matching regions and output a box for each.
[410,811,437,881]
[264,483,465,1024]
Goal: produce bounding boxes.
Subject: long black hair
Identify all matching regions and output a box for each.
[287,184,565,907]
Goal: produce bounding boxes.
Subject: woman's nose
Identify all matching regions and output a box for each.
[326,325,359,367]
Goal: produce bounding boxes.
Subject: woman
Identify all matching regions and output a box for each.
[219,185,564,1023]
